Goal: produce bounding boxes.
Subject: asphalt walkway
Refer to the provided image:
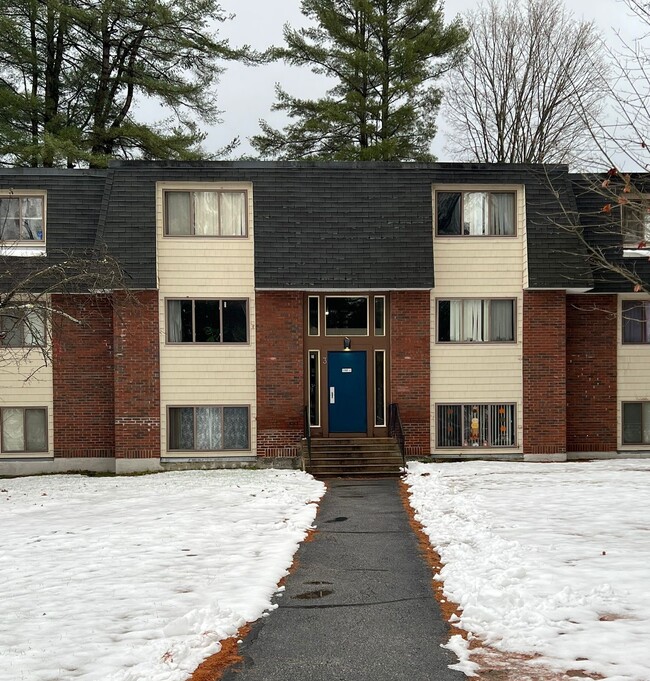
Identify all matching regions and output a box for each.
[223,478,465,681]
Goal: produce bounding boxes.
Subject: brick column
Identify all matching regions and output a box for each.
[112,290,161,469]
[523,290,567,459]
[255,291,304,457]
[390,291,431,456]
[52,294,115,459]
[566,295,617,452]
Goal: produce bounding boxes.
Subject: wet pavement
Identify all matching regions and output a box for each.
[222,478,465,681]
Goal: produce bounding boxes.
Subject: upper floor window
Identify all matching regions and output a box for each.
[0,309,46,347]
[437,299,515,342]
[0,195,45,243]
[167,299,248,343]
[164,190,247,237]
[622,300,650,343]
[436,191,515,236]
[622,201,650,248]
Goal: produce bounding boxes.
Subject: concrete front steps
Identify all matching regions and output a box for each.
[303,437,404,477]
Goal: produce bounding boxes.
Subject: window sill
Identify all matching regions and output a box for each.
[0,244,46,257]
[623,248,650,258]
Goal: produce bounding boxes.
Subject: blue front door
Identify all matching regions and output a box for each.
[328,351,367,433]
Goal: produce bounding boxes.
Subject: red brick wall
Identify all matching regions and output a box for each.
[52,294,115,458]
[256,291,304,457]
[390,291,431,456]
[112,291,160,459]
[566,295,618,451]
[523,290,567,454]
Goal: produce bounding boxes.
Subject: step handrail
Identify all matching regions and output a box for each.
[388,403,406,469]
[303,405,312,468]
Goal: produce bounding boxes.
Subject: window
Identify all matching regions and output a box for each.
[374,296,385,336]
[164,190,247,236]
[308,350,320,427]
[437,403,516,448]
[168,406,249,451]
[436,191,515,236]
[308,297,319,336]
[437,299,515,342]
[325,297,368,336]
[0,309,46,347]
[622,402,650,444]
[375,350,386,427]
[0,195,45,242]
[622,202,650,248]
[1,407,47,453]
[622,301,650,343]
[167,299,247,343]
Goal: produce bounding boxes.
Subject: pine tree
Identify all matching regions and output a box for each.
[251,0,467,161]
[0,0,255,168]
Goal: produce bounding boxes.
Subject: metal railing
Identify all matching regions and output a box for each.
[388,403,406,468]
[303,405,312,468]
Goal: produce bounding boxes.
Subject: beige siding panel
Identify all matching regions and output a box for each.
[156,182,257,456]
[618,295,650,448]
[0,354,53,457]
[431,185,525,453]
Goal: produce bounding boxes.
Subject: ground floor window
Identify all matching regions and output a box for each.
[622,402,650,444]
[168,406,249,451]
[437,403,516,448]
[0,407,47,453]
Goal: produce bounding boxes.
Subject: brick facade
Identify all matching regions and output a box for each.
[255,291,304,457]
[566,295,618,452]
[390,291,431,456]
[52,291,160,461]
[53,294,115,458]
[523,290,567,455]
[112,291,160,459]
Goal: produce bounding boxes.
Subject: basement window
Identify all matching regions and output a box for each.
[622,402,650,444]
[1,407,48,453]
[168,406,249,451]
[437,403,516,448]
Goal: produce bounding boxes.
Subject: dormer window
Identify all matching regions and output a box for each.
[0,195,45,243]
[436,191,516,236]
[164,190,247,237]
[622,201,650,248]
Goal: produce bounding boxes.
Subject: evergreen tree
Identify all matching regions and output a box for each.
[0,0,255,168]
[251,0,467,161]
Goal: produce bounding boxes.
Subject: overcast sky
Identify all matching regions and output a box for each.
[176,0,641,160]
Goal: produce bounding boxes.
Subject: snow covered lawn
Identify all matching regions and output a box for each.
[0,470,324,681]
[406,460,650,681]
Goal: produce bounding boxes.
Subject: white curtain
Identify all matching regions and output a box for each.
[197,407,223,450]
[167,301,183,342]
[463,192,487,235]
[23,311,45,346]
[220,193,246,236]
[194,192,219,235]
[449,300,462,341]
[166,193,191,235]
[490,194,515,235]
[2,408,24,451]
[490,300,514,341]
[463,300,485,341]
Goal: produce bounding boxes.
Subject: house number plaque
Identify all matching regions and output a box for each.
[342,368,352,373]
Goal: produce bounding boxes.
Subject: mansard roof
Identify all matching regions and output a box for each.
[3,161,642,293]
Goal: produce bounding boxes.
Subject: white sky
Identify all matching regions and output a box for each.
[187,0,640,160]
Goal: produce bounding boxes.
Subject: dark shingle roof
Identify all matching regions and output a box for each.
[1,161,627,293]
